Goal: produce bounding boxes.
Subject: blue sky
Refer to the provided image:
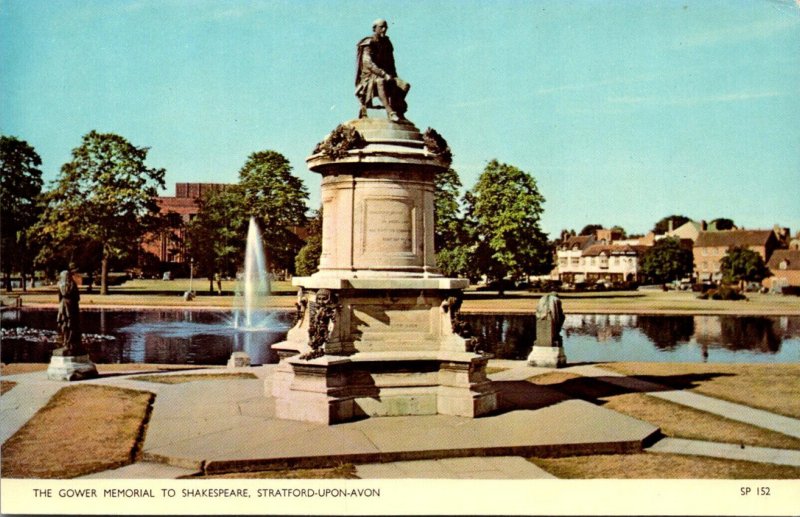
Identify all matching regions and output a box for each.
[2,0,799,237]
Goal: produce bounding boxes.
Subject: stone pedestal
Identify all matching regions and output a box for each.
[527,302,567,368]
[47,354,98,381]
[270,118,498,424]
[527,345,567,368]
[227,351,251,368]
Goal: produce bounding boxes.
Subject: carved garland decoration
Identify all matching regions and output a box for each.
[300,289,339,360]
[313,124,366,159]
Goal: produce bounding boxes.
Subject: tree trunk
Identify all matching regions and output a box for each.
[101,256,109,295]
[209,276,214,293]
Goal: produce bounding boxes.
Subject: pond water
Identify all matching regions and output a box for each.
[2,309,799,365]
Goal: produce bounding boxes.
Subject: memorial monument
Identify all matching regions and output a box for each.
[526,293,567,368]
[47,267,98,381]
[270,19,498,423]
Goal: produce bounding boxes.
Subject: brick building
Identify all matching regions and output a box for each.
[764,250,800,292]
[141,183,229,264]
[693,229,780,283]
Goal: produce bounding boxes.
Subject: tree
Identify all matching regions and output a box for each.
[651,214,691,235]
[30,131,165,294]
[295,209,322,277]
[610,225,627,239]
[720,247,770,288]
[1,136,44,291]
[434,167,472,277]
[465,160,550,294]
[185,187,247,292]
[640,237,694,284]
[710,218,736,231]
[237,151,308,274]
[579,224,603,236]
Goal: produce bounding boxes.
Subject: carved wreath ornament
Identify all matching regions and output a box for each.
[422,128,452,166]
[313,124,365,159]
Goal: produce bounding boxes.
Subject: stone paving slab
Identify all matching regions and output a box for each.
[127,366,659,475]
[77,462,199,479]
[647,438,800,467]
[1,373,70,444]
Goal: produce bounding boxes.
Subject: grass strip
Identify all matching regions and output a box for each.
[529,452,800,479]
[529,371,800,450]
[1,384,154,479]
[131,372,257,384]
[191,464,358,479]
[1,380,17,395]
[602,362,800,419]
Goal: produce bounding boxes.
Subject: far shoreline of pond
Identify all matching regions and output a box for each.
[5,301,800,317]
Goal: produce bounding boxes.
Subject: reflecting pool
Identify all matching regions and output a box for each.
[2,309,798,365]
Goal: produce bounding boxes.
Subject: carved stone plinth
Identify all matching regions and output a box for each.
[274,351,497,424]
[271,279,498,424]
[47,354,98,381]
[270,117,496,424]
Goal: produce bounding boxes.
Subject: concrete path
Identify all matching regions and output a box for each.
[0,372,67,444]
[135,365,658,475]
[564,364,800,439]
[648,438,800,467]
[355,456,556,479]
[4,360,800,480]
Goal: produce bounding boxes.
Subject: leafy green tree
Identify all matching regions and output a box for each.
[237,151,308,274]
[30,131,165,294]
[434,167,473,277]
[640,237,694,284]
[186,187,247,292]
[295,209,322,277]
[720,247,770,288]
[465,159,550,294]
[710,218,735,231]
[1,136,44,291]
[610,225,627,239]
[651,214,691,234]
[579,224,603,237]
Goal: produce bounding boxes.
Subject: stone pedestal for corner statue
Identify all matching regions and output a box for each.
[527,294,567,368]
[270,118,497,424]
[47,348,98,381]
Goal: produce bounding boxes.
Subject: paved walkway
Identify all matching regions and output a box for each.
[0,371,66,444]
[3,360,800,479]
[564,364,800,439]
[647,438,800,467]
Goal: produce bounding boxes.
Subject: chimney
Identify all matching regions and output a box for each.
[700,220,707,231]
[668,219,674,233]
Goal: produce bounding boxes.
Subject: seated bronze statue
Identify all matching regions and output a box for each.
[355,19,410,122]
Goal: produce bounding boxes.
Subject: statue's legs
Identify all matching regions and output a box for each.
[375,79,399,122]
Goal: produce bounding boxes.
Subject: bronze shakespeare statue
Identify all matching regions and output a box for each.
[355,18,410,122]
[56,268,85,356]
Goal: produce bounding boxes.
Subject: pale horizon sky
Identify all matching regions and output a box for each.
[2,0,799,237]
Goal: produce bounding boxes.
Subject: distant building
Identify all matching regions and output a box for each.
[141,182,230,264]
[693,229,780,283]
[764,249,800,291]
[556,232,647,284]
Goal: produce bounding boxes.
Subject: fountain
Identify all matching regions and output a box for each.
[234,217,271,330]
